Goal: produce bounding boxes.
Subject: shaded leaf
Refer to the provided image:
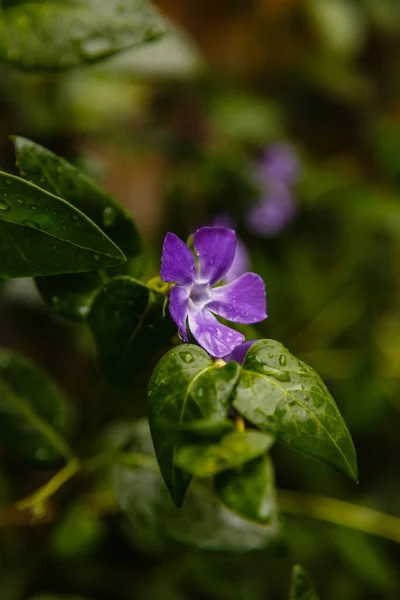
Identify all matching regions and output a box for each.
[215,454,277,524]
[14,136,141,259]
[233,340,358,482]
[0,349,72,465]
[112,420,280,552]
[0,172,125,278]
[161,418,235,445]
[176,431,274,477]
[289,565,320,600]
[36,271,103,322]
[88,276,175,383]
[147,346,240,506]
[0,0,166,70]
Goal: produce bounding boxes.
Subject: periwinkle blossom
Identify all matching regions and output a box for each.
[223,340,256,365]
[161,227,267,358]
[211,215,250,284]
[247,143,300,237]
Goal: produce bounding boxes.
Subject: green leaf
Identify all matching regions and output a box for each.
[161,418,235,444]
[0,0,166,70]
[289,565,320,600]
[13,137,141,259]
[176,430,274,477]
[35,271,103,322]
[88,276,175,383]
[147,346,240,507]
[233,340,358,482]
[112,420,280,552]
[0,349,72,465]
[215,454,277,524]
[0,171,125,278]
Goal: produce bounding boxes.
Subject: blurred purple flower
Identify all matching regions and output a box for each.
[211,214,250,283]
[161,227,267,358]
[248,143,300,237]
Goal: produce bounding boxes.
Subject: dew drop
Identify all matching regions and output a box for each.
[30,205,37,211]
[93,253,101,261]
[0,201,9,211]
[72,213,79,221]
[81,36,112,58]
[61,225,68,231]
[279,355,287,366]
[180,352,194,364]
[35,448,48,461]
[102,206,116,227]
[17,198,25,205]
[262,365,290,382]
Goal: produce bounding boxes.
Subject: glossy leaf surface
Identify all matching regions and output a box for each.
[0,349,71,464]
[289,565,320,600]
[0,0,165,70]
[176,430,274,477]
[147,347,240,506]
[112,420,280,551]
[0,172,125,278]
[215,454,277,524]
[88,276,175,383]
[36,271,103,322]
[233,340,358,482]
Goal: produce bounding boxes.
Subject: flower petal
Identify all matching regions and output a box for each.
[224,238,250,284]
[223,340,257,365]
[169,286,189,341]
[161,232,196,285]
[188,307,244,358]
[207,273,267,324]
[193,226,236,285]
[247,192,295,237]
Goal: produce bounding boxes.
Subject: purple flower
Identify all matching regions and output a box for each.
[211,214,250,284]
[248,143,300,238]
[223,340,257,365]
[161,227,267,358]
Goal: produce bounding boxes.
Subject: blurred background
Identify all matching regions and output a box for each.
[1,0,400,598]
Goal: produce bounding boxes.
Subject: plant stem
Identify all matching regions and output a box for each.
[278,489,400,545]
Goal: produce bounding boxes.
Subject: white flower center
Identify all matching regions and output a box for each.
[189,281,211,309]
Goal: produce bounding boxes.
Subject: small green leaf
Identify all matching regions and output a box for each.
[161,418,235,444]
[215,454,277,524]
[0,172,125,278]
[88,276,175,383]
[176,431,274,477]
[289,565,320,600]
[0,349,72,465]
[233,340,358,482]
[35,271,103,322]
[112,420,280,551]
[14,136,141,259]
[0,0,166,70]
[148,346,240,506]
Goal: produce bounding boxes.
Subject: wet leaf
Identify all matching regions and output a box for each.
[161,418,235,445]
[0,349,72,465]
[0,0,166,70]
[289,565,320,600]
[176,430,274,477]
[88,276,175,383]
[36,271,103,322]
[0,172,125,278]
[112,420,280,552]
[147,346,240,506]
[215,455,277,524]
[233,340,358,482]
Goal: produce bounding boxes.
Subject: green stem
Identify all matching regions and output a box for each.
[16,458,80,514]
[278,490,400,545]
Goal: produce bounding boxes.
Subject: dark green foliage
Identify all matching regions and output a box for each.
[289,565,320,600]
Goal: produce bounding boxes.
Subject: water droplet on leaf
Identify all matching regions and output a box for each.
[0,201,9,211]
[279,355,287,366]
[102,206,116,227]
[180,352,194,364]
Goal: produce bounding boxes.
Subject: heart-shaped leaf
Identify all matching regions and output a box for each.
[289,565,320,600]
[0,349,72,465]
[176,430,274,477]
[88,276,175,383]
[215,454,277,524]
[233,340,358,482]
[0,0,166,70]
[112,419,280,551]
[147,346,240,506]
[0,172,125,278]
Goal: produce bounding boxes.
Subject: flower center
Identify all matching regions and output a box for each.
[189,282,211,308]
